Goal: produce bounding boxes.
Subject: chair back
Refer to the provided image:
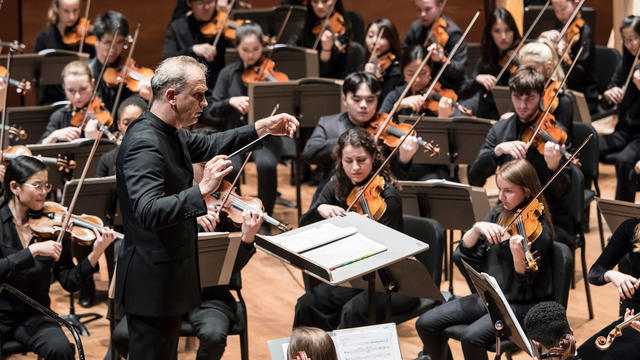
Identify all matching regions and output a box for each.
[572,122,599,182]
[551,241,573,307]
[346,41,365,75]
[402,215,445,286]
[594,46,622,93]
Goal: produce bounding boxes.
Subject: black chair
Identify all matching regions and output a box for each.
[443,241,574,360]
[465,42,481,77]
[592,46,622,121]
[389,215,446,324]
[344,11,365,46]
[345,41,365,76]
[572,122,605,250]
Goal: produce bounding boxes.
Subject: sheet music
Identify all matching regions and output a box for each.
[265,223,358,253]
[331,323,402,360]
[302,233,387,270]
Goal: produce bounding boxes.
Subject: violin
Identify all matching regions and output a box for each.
[563,15,583,65]
[200,11,245,40]
[29,201,123,246]
[205,180,291,232]
[346,175,387,221]
[1,125,27,141]
[543,80,560,113]
[498,53,518,75]
[312,12,347,54]
[0,66,31,94]
[103,58,153,93]
[429,17,449,48]
[242,57,289,83]
[366,113,440,156]
[368,52,395,80]
[502,198,545,272]
[62,18,96,47]
[70,97,113,128]
[595,312,640,350]
[1,145,76,173]
[0,40,25,53]
[421,82,472,116]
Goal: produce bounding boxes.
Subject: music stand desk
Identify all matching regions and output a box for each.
[450,116,495,164]
[398,115,451,165]
[0,53,41,85]
[6,104,60,146]
[230,5,306,45]
[596,197,640,234]
[491,86,512,116]
[197,232,241,288]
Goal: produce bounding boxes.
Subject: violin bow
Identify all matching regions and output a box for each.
[557,0,585,41]
[621,46,640,96]
[212,0,237,49]
[543,34,578,90]
[110,24,141,120]
[525,45,583,149]
[494,0,551,84]
[312,0,338,50]
[421,0,449,48]
[367,28,385,64]
[256,7,292,80]
[78,0,92,54]
[273,6,293,47]
[502,132,592,233]
[0,46,14,152]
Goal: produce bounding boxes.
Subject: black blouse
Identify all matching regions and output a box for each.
[607,53,640,138]
[40,107,88,143]
[208,61,247,131]
[88,57,135,117]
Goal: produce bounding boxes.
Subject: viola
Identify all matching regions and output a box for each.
[346,175,387,221]
[206,180,291,232]
[242,57,289,83]
[366,113,440,156]
[29,201,123,246]
[421,82,472,116]
[312,12,347,54]
[70,97,113,128]
[103,58,153,93]
[0,66,31,94]
[1,145,76,173]
[1,125,27,141]
[502,198,545,272]
[62,18,96,47]
[200,11,245,40]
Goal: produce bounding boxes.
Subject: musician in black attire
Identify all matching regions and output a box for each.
[402,0,468,93]
[294,128,419,330]
[416,159,554,360]
[115,55,297,360]
[467,67,574,250]
[35,0,95,104]
[0,156,115,360]
[577,218,640,360]
[524,302,578,360]
[599,15,640,203]
[362,18,403,103]
[164,0,230,95]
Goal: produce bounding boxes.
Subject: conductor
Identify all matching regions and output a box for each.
[115,55,298,360]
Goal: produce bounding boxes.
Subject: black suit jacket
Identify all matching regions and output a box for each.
[115,111,258,317]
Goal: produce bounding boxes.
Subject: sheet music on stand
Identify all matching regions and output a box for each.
[461,260,536,358]
[596,197,640,233]
[267,322,402,360]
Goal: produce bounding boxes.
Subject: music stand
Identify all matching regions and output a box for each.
[248,78,344,219]
[567,89,592,124]
[461,260,536,359]
[60,176,121,336]
[225,45,319,79]
[397,115,452,165]
[450,116,495,164]
[256,212,429,324]
[37,50,90,86]
[596,197,640,234]
[523,5,595,40]
[27,139,117,190]
[398,179,490,293]
[5,104,61,145]
[231,5,306,45]
[491,86,512,115]
[0,53,41,86]
[197,232,241,288]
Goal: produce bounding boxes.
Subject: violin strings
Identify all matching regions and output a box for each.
[230,198,279,226]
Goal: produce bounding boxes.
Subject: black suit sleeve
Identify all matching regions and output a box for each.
[588,218,637,286]
[467,125,501,186]
[54,238,96,293]
[232,242,256,273]
[608,57,626,89]
[0,248,35,281]
[39,110,67,143]
[208,65,234,117]
[122,137,207,231]
[302,118,337,164]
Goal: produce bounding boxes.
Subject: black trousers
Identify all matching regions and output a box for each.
[599,132,640,202]
[415,294,530,360]
[228,136,282,214]
[187,298,236,360]
[126,313,181,360]
[11,315,75,360]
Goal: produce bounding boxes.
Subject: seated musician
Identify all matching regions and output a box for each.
[363,18,403,103]
[294,127,420,330]
[517,41,574,146]
[467,66,575,251]
[403,0,468,93]
[302,72,420,191]
[288,0,350,79]
[90,11,151,114]
[416,159,554,360]
[40,60,102,144]
[524,301,577,360]
[0,155,115,359]
[164,0,231,93]
[35,0,95,104]
[288,327,338,360]
[458,7,521,120]
[576,218,640,360]
[599,15,640,202]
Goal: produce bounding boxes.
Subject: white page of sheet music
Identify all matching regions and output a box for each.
[266,223,358,253]
[302,233,387,270]
[331,323,402,360]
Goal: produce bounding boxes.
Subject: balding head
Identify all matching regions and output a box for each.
[151,56,208,104]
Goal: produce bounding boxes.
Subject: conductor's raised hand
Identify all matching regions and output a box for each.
[255,113,299,138]
[199,155,232,196]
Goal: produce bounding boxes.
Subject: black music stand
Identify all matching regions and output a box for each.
[596,197,640,234]
[397,116,452,165]
[5,104,62,145]
[523,5,595,40]
[27,139,117,190]
[197,232,242,288]
[225,45,319,80]
[231,5,306,45]
[0,53,41,86]
[37,50,90,86]
[461,260,537,359]
[398,179,490,294]
[491,86,512,115]
[256,212,429,324]
[450,116,495,164]
[60,176,119,336]
[248,78,344,219]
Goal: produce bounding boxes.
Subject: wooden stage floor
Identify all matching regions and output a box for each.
[10,159,633,359]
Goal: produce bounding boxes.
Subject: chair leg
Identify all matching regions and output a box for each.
[240,327,249,360]
[580,232,594,320]
[448,230,454,295]
[596,205,605,251]
[570,248,576,289]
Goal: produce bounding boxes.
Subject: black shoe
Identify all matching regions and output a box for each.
[79,278,95,308]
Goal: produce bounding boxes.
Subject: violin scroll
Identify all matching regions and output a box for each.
[595,328,620,351]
